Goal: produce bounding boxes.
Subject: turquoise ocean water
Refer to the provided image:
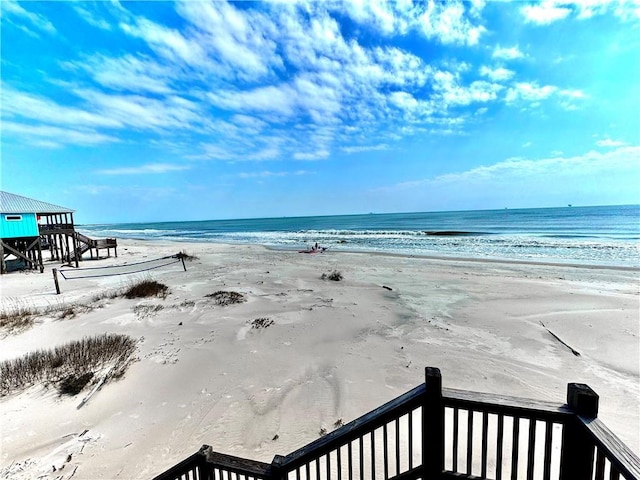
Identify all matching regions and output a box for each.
[80,205,640,267]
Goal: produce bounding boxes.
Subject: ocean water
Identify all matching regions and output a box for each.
[80,205,640,267]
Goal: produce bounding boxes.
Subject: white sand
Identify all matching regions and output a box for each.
[1,240,638,479]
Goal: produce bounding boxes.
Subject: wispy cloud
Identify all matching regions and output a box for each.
[479,66,515,82]
[96,163,191,175]
[341,144,389,154]
[521,0,640,23]
[63,54,175,94]
[505,82,557,103]
[72,4,112,30]
[383,146,640,196]
[2,121,119,148]
[2,0,56,35]
[521,3,572,24]
[596,138,627,147]
[492,45,525,60]
[238,169,313,179]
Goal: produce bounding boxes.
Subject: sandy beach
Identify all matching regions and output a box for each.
[1,239,638,479]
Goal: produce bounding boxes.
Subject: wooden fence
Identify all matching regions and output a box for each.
[152,367,640,480]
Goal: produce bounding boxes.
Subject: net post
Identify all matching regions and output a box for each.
[52,268,61,294]
[181,256,186,271]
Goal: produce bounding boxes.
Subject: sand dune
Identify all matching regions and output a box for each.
[1,240,638,479]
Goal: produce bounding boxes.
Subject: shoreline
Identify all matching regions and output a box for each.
[87,235,640,272]
[1,238,638,478]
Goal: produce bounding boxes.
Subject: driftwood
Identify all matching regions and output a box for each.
[540,321,581,356]
[76,369,111,409]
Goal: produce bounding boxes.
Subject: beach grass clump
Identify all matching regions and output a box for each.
[57,303,94,320]
[122,279,169,299]
[0,333,137,397]
[132,304,164,319]
[58,372,94,396]
[0,305,37,332]
[206,290,246,306]
[251,317,274,329]
[321,270,343,281]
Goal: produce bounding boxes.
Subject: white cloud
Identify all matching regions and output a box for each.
[64,54,175,94]
[96,163,191,175]
[492,45,525,60]
[72,89,202,131]
[338,0,486,45]
[2,121,118,148]
[238,169,313,179]
[384,146,640,206]
[72,4,112,30]
[2,0,56,35]
[418,1,486,45]
[293,150,330,161]
[176,1,282,81]
[521,0,640,23]
[479,66,515,81]
[433,71,503,106]
[596,138,627,147]
[120,17,208,67]
[341,144,390,154]
[521,3,572,24]
[2,86,123,128]
[505,82,558,103]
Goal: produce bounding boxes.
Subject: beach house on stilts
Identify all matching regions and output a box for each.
[0,191,117,274]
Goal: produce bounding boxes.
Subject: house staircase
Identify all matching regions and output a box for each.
[67,232,117,262]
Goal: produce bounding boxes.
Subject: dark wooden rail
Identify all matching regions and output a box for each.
[153,367,640,480]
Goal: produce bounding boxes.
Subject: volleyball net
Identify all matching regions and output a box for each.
[59,254,184,280]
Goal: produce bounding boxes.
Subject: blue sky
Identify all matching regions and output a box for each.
[1,0,639,223]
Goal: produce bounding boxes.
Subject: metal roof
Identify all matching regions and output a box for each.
[0,191,75,214]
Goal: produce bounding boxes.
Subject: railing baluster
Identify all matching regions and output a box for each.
[395,417,400,476]
[594,449,605,480]
[359,436,364,480]
[543,421,553,480]
[408,409,414,470]
[511,416,520,480]
[316,458,320,480]
[453,407,459,473]
[383,423,389,479]
[527,419,536,480]
[496,414,504,480]
[337,445,342,480]
[326,451,331,480]
[467,410,474,475]
[609,466,620,480]
[348,441,353,480]
[371,430,376,480]
[481,411,489,478]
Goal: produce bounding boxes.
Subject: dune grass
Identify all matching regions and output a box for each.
[0,333,137,396]
[206,290,246,306]
[122,279,169,299]
[0,305,38,332]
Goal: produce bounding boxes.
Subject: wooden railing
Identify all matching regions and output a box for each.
[153,367,640,480]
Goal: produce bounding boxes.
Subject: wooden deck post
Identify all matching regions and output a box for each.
[270,454,286,480]
[196,445,214,480]
[560,383,598,480]
[423,367,444,478]
[0,241,5,274]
